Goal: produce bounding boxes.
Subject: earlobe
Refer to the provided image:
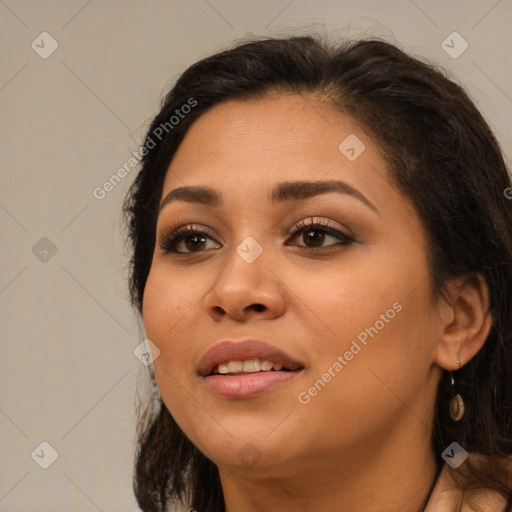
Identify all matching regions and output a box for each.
[433,273,492,370]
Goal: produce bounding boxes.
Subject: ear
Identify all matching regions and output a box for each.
[433,273,492,370]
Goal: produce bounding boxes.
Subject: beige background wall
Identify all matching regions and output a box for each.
[1,1,511,511]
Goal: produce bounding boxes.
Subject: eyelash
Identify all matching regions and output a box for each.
[159,218,354,255]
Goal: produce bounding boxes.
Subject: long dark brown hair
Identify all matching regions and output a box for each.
[123,35,512,511]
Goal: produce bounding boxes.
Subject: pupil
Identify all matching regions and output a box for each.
[305,230,324,247]
[186,235,206,251]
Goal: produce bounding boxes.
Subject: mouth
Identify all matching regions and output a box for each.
[211,358,294,375]
[198,340,305,399]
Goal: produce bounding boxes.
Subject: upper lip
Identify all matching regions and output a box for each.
[198,339,305,376]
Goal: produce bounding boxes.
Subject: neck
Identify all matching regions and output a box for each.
[219,420,438,512]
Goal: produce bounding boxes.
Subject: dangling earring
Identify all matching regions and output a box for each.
[449,360,465,421]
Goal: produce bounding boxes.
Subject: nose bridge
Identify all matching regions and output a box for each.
[223,230,269,289]
[235,233,266,265]
[218,199,269,262]
[203,226,286,320]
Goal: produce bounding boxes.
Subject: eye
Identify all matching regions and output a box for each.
[158,218,354,255]
[286,218,354,249]
[159,224,220,254]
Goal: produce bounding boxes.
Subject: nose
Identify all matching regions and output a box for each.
[203,239,287,323]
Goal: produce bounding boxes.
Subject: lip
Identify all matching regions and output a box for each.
[198,339,305,399]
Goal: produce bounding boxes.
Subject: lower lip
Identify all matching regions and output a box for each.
[203,370,301,399]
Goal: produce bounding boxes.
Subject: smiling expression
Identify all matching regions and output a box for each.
[142,91,443,477]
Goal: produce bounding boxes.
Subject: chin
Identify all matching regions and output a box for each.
[185,420,297,469]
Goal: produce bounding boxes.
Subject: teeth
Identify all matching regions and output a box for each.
[228,361,243,373]
[260,360,273,371]
[243,359,260,372]
[212,358,285,375]
[218,363,229,374]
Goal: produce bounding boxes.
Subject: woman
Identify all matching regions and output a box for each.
[123,35,512,511]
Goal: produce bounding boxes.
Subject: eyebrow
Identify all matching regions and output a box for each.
[158,180,380,216]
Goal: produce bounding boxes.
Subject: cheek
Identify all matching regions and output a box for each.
[142,271,171,342]
[142,268,191,381]
[142,264,196,340]
[284,256,399,347]
[142,264,212,399]
[294,253,437,401]
[291,299,436,451]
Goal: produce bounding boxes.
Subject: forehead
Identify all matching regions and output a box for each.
[162,92,389,196]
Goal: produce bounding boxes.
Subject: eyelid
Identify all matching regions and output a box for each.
[158,216,354,255]
[286,219,354,249]
[159,223,208,241]
[287,216,352,238]
[158,217,348,243]
[158,223,218,249]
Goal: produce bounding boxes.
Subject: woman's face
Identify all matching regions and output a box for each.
[143,92,444,478]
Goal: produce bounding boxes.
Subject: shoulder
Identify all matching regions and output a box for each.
[425,462,509,512]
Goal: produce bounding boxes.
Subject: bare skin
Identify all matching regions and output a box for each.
[142,92,493,511]
[428,461,509,511]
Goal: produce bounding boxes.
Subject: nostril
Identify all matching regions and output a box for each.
[252,304,265,312]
